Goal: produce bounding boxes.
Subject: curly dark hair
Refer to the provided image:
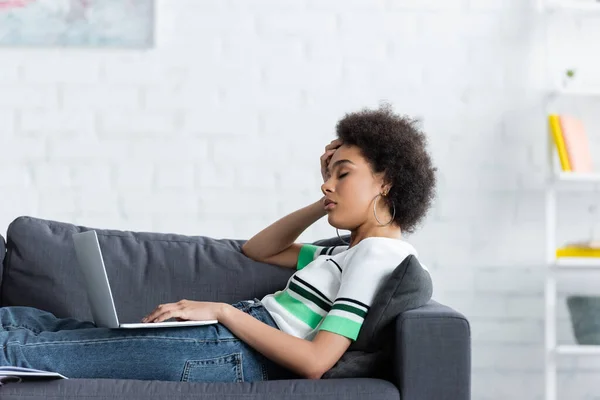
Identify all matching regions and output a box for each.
[335,103,437,234]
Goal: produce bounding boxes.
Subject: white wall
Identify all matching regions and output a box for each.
[1,0,600,398]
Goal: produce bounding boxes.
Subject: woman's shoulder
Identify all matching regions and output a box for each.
[311,244,350,258]
[352,237,430,273]
[350,237,418,256]
[341,237,419,268]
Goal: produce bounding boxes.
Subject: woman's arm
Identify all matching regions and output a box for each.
[142,300,351,379]
[219,304,351,379]
[241,197,327,263]
[142,300,351,378]
[242,139,342,265]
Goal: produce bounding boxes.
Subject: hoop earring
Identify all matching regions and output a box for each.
[373,193,396,226]
[336,228,350,245]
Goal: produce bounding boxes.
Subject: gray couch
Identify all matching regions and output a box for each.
[0,216,471,400]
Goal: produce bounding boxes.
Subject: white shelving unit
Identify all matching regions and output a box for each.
[547,1,600,11]
[553,88,600,97]
[552,257,600,269]
[556,345,600,355]
[545,170,600,400]
[541,2,600,399]
[554,172,600,182]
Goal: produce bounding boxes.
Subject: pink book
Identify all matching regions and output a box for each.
[558,115,594,173]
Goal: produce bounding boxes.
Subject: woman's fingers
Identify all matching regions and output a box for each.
[142,303,179,323]
[320,149,335,163]
[325,139,342,151]
[153,310,174,323]
[322,141,342,164]
[320,150,335,178]
[322,140,342,161]
[320,140,342,182]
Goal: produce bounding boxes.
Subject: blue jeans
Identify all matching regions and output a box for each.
[0,299,298,382]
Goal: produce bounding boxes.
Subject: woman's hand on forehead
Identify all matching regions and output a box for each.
[320,139,343,182]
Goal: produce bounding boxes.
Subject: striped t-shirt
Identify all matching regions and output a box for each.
[261,237,425,341]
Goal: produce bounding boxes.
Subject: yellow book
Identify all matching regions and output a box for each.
[556,246,600,258]
[548,114,572,171]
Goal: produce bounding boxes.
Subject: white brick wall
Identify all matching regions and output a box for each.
[1,0,600,398]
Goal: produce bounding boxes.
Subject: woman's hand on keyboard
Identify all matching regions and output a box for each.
[141,299,225,323]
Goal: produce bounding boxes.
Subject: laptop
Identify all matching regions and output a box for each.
[72,230,218,329]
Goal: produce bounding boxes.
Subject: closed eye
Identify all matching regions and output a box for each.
[338,173,348,179]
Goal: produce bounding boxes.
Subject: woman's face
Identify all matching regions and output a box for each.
[321,144,389,230]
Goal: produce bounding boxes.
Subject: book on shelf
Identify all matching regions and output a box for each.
[548,114,594,173]
[556,240,600,258]
[559,115,593,173]
[548,114,571,171]
[565,239,600,248]
[0,366,67,386]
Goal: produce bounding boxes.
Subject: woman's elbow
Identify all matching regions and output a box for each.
[240,244,258,261]
[305,367,324,380]
[302,335,348,379]
[303,358,327,380]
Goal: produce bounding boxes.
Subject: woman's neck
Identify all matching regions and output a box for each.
[348,225,402,248]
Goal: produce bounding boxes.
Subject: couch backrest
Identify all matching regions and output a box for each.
[1,216,296,323]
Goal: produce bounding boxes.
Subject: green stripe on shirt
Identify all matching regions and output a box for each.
[297,244,319,270]
[319,315,363,340]
[274,291,323,329]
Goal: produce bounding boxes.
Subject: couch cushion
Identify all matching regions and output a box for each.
[1,216,294,322]
[354,254,432,350]
[0,377,399,400]
[311,235,432,350]
[312,236,433,379]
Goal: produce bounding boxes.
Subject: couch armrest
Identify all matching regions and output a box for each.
[394,300,471,400]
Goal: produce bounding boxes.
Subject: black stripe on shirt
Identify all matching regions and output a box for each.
[294,276,333,305]
[332,303,367,318]
[336,297,370,311]
[327,258,342,273]
[288,282,332,313]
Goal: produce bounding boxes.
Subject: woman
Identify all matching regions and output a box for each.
[0,104,436,382]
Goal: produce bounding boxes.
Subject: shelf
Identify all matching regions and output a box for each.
[555,345,600,355]
[557,172,600,182]
[552,87,600,97]
[547,1,600,12]
[552,258,600,269]
[552,172,600,187]
[552,172,600,183]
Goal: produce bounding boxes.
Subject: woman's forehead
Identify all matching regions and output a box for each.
[331,144,361,163]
